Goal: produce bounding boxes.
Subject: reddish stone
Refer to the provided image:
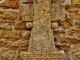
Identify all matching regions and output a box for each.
[9,30,20,39]
[69,29,80,35]
[14,21,27,30]
[59,20,72,29]
[0,0,19,8]
[72,0,80,4]
[65,38,80,43]
[65,5,77,12]
[0,11,20,20]
[0,30,8,38]
[70,13,80,20]
[56,43,70,50]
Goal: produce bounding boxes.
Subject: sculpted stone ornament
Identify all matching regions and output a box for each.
[28,0,55,53]
[21,0,64,60]
[0,0,5,3]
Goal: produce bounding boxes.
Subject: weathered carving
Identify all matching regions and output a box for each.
[20,52,64,60]
[20,0,64,60]
[28,0,55,53]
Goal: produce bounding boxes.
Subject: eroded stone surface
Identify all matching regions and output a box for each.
[20,52,64,60]
[28,0,55,53]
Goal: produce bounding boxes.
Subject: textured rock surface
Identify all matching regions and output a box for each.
[0,0,80,60]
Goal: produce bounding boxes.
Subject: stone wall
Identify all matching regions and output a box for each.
[0,0,80,60]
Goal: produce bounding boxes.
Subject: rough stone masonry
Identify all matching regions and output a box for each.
[0,0,80,60]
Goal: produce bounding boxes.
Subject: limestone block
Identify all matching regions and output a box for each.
[14,21,27,30]
[3,41,12,47]
[65,38,80,43]
[65,5,77,12]
[51,4,65,21]
[69,29,80,35]
[0,25,11,30]
[0,23,12,30]
[0,11,20,20]
[56,43,70,50]
[9,30,20,39]
[72,0,80,4]
[20,4,33,21]
[0,0,19,8]
[70,13,80,20]
[53,31,66,42]
[2,50,15,60]
[0,39,7,46]
[0,30,8,38]
[22,31,31,39]
[59,20,72,29]
[12,40,29,47]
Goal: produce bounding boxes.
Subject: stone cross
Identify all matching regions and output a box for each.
[28,0,55,53]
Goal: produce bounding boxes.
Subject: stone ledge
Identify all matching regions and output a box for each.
[20,52,64,60]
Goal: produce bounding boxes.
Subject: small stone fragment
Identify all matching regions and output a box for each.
[51,22,58,28]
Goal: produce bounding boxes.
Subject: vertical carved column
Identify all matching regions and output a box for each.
[28,0,55,53]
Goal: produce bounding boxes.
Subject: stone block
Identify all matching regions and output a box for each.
[14,21,27,30]
[0,23,12,30]
[20,4,33,21]
[69,29,80,35]
[59,20,72,29]
[0,11,20,20]
[56,43,70,50]
[2,50,15,60]
[9,30,20,39]
[3,41,12,47]
[12,40,29,47]
[72,0,80,4]
[0,39,7,46]
[51,4,65,21]
[65,38,80,43]
[70,13,80,20]
[0,0,19,8]
[0,30,8,38]
[65,5,77,12]
[22,31,31,39]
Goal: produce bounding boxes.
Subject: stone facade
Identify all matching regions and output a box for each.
[0,0,80,60]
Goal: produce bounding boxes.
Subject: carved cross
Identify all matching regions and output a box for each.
[28,0,55,53]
